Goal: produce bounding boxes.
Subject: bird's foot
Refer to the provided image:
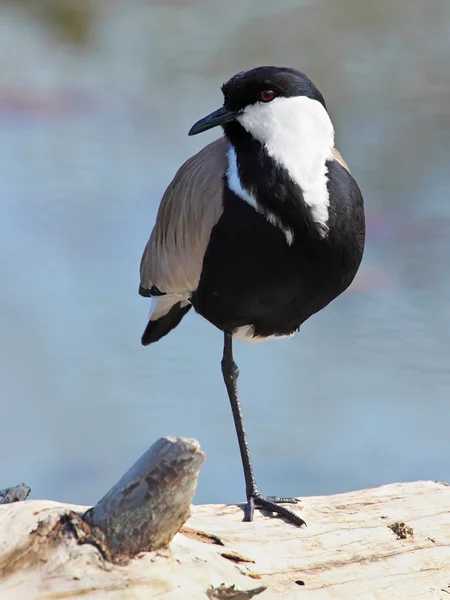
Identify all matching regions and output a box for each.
[244,490,305,526]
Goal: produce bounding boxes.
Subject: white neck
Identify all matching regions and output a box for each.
[226,145,294,246]
[236,95,335,234]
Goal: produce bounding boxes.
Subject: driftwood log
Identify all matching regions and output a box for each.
[0,484,31,504]
[82,436,205,562]
[0,437,449,599]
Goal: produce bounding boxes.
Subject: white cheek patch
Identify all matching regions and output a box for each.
[237,96,335,235]
[226,145,294,246]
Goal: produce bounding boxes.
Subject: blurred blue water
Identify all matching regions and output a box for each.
[1,0,450,507]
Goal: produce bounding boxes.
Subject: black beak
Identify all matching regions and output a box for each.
[188,106,239,136]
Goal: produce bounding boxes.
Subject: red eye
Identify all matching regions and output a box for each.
[258,89,276,102]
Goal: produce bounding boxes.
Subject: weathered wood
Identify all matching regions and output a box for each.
[0,480,449,599]
[83,436,205,561]
[0,484,30,504]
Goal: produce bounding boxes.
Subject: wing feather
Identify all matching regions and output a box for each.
[140,137,227,295]
[332,147,350,172]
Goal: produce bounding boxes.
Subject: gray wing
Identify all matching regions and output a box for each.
[140,137,227,297]
[332,147,350,172]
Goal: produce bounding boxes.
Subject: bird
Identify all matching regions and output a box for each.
[139,66,365,526]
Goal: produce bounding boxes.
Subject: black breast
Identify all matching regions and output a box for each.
[192,159,365,339]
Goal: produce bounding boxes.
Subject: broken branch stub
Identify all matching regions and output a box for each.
[0,484,31,504]
[83,436,205,561]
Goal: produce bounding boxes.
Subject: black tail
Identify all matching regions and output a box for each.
[141,302,192,346]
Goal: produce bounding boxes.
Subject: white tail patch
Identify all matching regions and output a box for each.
[226,145,294,246]
[233,324,296,343]
[237,96,334,235]
[149,293,190,321]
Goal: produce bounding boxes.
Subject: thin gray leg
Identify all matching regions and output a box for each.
[221,332,305,526]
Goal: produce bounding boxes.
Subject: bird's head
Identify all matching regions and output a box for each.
[188,66,333,153]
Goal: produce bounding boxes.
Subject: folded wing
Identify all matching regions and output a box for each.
[139,137,227,344]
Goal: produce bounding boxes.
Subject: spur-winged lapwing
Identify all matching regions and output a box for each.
[139,66,365,526]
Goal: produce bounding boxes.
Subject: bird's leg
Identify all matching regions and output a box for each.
[221,333,305,527]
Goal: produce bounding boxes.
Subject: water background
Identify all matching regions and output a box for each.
[1,0,450,506]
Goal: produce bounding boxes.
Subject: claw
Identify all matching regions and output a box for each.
[245,492,306,527]
[264,496,299,504]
